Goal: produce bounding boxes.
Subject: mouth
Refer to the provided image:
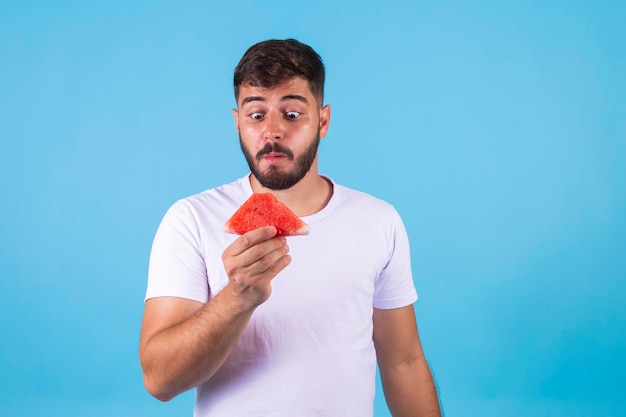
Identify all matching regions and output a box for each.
[261,152,289,163]
[256,142,294,163]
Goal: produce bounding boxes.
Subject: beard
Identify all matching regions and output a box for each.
[239,130,320,190]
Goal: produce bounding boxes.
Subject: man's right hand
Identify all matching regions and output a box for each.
[221,225,291,310]
[140,225,291,401]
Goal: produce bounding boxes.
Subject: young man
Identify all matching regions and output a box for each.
[140,39,442,417]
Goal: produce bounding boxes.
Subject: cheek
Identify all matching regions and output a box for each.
[239,126,262,142]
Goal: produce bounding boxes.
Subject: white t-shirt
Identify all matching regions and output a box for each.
[146,175,418,417]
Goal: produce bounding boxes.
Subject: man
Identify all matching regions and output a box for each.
[140,39,442,417]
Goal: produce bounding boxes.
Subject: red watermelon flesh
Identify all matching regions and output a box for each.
[224,193,310,236]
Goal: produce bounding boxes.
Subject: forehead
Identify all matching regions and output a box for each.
[238,77,316,107]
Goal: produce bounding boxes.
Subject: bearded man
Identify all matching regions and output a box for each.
[140,38,442,417]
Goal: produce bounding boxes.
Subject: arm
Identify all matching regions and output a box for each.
[139,226,290,402]
[373,305,442,417]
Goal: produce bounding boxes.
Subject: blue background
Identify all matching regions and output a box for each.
[1,1,624,416]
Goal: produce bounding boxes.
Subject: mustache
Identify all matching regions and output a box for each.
[256,143,294,160]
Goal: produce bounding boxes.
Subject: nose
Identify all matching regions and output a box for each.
[263,112,284,140]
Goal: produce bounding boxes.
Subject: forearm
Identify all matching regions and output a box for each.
[141,227,290,401]
[140,289,255,401]
[380,356,442,417]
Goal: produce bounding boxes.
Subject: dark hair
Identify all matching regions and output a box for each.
[234,39,325,105]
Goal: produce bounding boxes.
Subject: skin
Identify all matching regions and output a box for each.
[374,307,443,417]
[139,77,441,416]
[234,77,332,214]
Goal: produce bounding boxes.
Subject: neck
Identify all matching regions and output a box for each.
[249,168,332,217]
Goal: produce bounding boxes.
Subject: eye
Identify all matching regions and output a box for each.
[250,112,265,120]
[285,111,301,120]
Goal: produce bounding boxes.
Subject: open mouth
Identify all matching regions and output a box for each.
[256,143,294,162]
[262,152,288,163]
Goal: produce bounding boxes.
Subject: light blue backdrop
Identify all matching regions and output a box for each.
[1,1,624,416]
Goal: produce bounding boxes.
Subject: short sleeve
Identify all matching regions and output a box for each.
[373,211,418,309]
[145,200,209,303]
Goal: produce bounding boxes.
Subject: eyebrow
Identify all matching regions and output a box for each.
[241,94,310,107]
[282,94,309,104]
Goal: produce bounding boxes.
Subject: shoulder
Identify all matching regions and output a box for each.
[169,176,248,215]
[157,176,250,234]
[180,176,249,209]
[331,180,401,220]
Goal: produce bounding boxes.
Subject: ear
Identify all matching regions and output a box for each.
[319,104,331,139]
[232,108,240,132]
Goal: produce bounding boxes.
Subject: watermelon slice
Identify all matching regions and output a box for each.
[224,193,310,236]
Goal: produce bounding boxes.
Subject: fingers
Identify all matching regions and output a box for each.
[242,234,287,269]
[221,226,292,307]
[224,226,279,258]
[223,226,287,268]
